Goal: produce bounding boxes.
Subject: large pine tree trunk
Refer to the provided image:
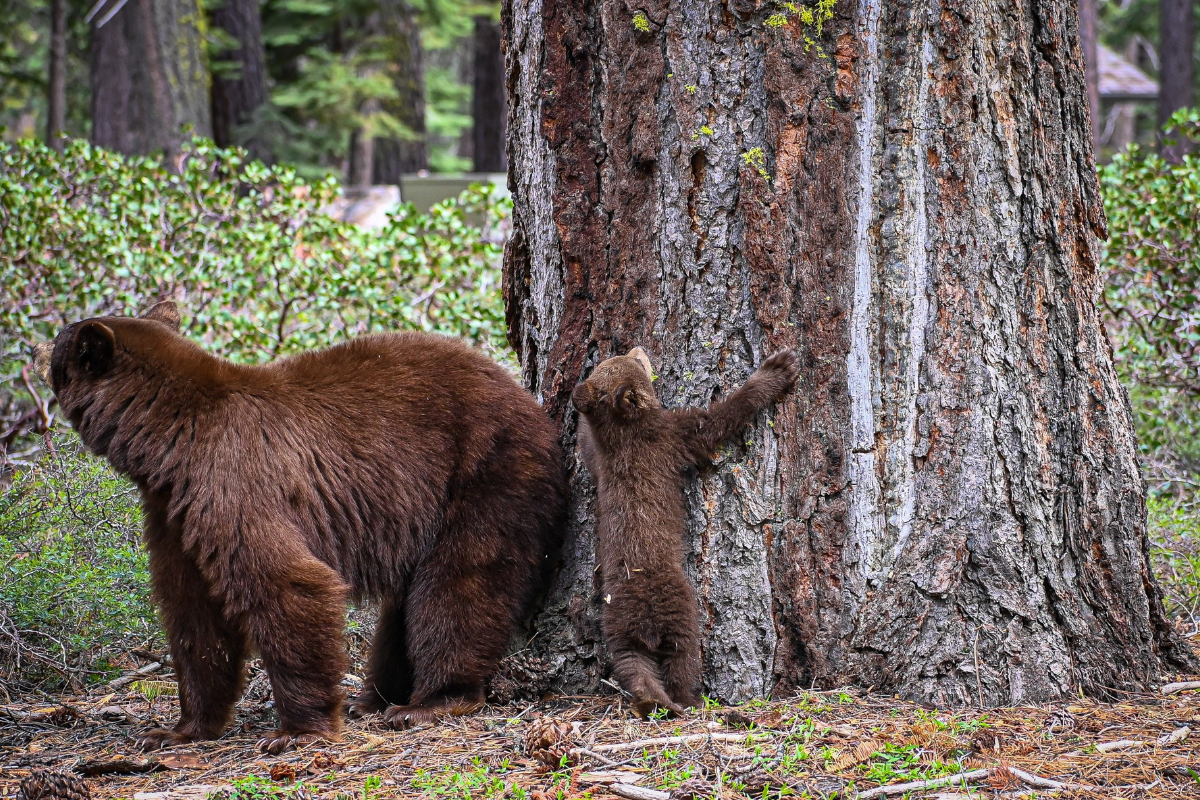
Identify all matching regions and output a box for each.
[503,0,1199,705]
[46,0,67,151]
[210,0,271,161]
[90,0,211,156]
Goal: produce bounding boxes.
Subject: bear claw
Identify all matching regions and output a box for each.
[138,728,195,751]
[258,731,328,755]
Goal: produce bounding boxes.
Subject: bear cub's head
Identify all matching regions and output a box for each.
[31,300,183,411]
[572,347,662,422]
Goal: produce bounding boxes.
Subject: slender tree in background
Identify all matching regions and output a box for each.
[503,0,1198,704]
[46,0,67,151]
[210,0,271,161]
[472,14,504,173]
[1159,0,1194,159]
[371,0,427,180]
[90,0,211,156]
[1080,0,1100,148]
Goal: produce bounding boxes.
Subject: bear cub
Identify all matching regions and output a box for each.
[572,347,799,717]
[33,302,567,753]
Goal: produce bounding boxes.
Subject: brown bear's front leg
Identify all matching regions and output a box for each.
[236,555,350,754]
[140,502,248,751]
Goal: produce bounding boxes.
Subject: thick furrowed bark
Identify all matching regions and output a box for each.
[503,0,1198,705]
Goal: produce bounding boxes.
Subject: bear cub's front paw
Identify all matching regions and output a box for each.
[755,350,800,397]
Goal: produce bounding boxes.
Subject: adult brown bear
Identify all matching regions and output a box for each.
[33,302,567,753]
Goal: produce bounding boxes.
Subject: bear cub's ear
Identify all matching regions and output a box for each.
[74,321,116,377]
[572,382,599,414]
[614,384,640,416]
[141,300,182,331]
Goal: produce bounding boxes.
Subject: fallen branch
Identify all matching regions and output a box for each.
[1067,725,1190,756]
[1001,766,1096,791]
[608,784,669,800]
[855,768,990,799]
[590,732,770,753]
[109,661,163,689]
[1161,680,1200,695]
[571,747,620,766]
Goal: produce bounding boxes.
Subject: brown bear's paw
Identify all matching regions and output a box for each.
[137,728,196,751]
[381,704,440,730]
[258,730,335,755]
[348,688,390,718]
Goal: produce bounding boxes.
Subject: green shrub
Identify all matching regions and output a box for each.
[1100,110,1200,471]
[1147,493,1200,631]
[0,135,512,461]
[0,437,153,690]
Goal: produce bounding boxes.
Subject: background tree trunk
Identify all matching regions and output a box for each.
[210,0,271,161]
[90,0,211,157]
[472,15,506,173]
[372,0,426,181]
[46,0,67,151]
[503,0,1199,705]
[1159,0,1194,160]
[1078,0,1099,150]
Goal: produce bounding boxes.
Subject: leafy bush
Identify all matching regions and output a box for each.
[1,135,512,465]
[1100,109,1200,471]
[1147,493,1200,633]
[0,438,153,691]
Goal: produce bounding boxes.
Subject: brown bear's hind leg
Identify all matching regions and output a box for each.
[351,597,413,716]
[140,501,248,751]
[380,524,524,730]
[239,554,349,753]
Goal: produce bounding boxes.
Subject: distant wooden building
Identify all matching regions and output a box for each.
[1099,44,1158,102]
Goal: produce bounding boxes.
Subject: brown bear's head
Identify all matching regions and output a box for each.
[571,347,661,421]
[31,301,184,442]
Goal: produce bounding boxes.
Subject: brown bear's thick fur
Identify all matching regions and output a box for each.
[35,302,566,752]
[572,348,798,717]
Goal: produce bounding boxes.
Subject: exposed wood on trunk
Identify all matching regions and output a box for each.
[89,0,211,157]
[210,0,271,161]
[503,0,1198,704]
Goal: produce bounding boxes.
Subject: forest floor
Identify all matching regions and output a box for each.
[1,641,1199,800]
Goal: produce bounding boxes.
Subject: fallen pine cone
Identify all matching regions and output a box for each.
[19,769,91,800]
[524,715,577,768]
[306,750,344,772]
[269,763,297,783]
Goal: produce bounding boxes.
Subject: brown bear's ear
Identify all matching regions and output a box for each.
[572,382,599,414]
[627,347,654,381]
[31,342,53,385]
[614,384,639,415]
[141,300,181,331]
[74,321,115,377]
